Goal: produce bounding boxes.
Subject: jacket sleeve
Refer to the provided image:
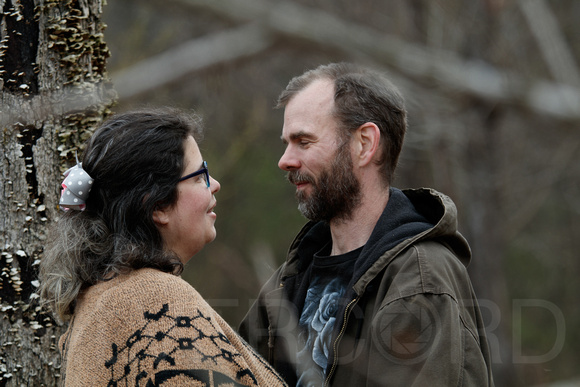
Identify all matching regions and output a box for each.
[364,292,492,387]
[238,263,286,359]
[356,239,494,387]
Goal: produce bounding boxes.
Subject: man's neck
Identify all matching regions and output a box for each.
[328,187,390,256]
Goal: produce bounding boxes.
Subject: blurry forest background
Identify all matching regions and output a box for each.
[2,0,576,385]
[102,0,580,386]
[101,1,580,386]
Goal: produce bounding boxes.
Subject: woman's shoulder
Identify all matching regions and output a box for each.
[123,267,190,287]
[115,268,199,300]
[81,268,202,316]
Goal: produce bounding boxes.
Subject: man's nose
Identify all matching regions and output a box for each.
[278,147,300,171]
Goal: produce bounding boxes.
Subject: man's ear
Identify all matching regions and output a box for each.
[152,206,170,226]
[355,122,381,167]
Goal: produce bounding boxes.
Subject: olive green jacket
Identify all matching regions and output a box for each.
[240,188,494,386]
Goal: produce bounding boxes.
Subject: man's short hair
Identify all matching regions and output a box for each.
[277,62,407,185]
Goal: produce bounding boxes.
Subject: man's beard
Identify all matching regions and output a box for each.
[287,144,361,223]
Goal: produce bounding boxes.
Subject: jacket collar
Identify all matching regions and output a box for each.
[280,188,471,294]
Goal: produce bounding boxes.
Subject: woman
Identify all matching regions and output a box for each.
[39,108,287,386]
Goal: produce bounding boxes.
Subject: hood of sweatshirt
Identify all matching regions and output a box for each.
[282,187,471,296]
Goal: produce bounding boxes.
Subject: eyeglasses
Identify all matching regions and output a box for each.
[179,160,210,188]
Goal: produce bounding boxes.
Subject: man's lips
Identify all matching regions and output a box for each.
[288,172,314,189]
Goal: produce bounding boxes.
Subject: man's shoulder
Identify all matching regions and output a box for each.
[375,239,471,301]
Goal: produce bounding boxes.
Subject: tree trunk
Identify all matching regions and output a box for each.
[461,102,515,386]
[0,0,114,384]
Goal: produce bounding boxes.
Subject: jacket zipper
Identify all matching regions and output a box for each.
[324,296,360,386]
[269,282,285,363]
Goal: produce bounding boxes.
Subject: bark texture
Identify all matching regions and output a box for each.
[0,0,114,384]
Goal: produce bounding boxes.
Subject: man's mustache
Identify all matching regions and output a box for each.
[287,171,316,185]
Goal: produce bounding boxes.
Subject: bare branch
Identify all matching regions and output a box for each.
[164,0,580,121]
[518,0,580,86]
[111,23,273,99]
[1,83,116,127]
[505,137,580,238]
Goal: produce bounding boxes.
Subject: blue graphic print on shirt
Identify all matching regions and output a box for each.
[296,277,346,386]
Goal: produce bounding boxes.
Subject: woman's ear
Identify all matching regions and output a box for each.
[152,207,170,226]
[355,122,381,167]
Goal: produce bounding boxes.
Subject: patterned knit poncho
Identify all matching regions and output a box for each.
[59,268,287,386]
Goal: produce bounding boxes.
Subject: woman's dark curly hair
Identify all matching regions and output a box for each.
[39,107,203,321]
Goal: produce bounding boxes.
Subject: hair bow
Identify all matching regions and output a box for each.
[59,161,94,211]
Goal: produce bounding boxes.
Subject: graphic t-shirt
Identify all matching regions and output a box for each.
[295,244,361,386]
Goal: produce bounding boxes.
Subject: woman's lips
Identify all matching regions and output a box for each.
[208,201,217,214]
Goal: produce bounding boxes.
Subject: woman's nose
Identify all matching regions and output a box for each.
[210,176,221,193]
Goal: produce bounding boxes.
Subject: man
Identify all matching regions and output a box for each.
[240,63,494,386]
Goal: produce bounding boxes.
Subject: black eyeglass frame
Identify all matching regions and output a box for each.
[178,160,210,188]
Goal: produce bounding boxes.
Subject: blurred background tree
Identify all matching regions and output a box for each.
[102,1,580,386]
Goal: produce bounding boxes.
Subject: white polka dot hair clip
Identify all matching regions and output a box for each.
[59,154,94,211]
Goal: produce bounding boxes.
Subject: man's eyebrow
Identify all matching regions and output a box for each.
[281,131,316,144]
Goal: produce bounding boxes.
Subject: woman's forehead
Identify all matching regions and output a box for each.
[183,136,203,167]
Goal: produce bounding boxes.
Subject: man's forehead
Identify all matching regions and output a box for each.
[281,80,335,134]
[289,79,334,108]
